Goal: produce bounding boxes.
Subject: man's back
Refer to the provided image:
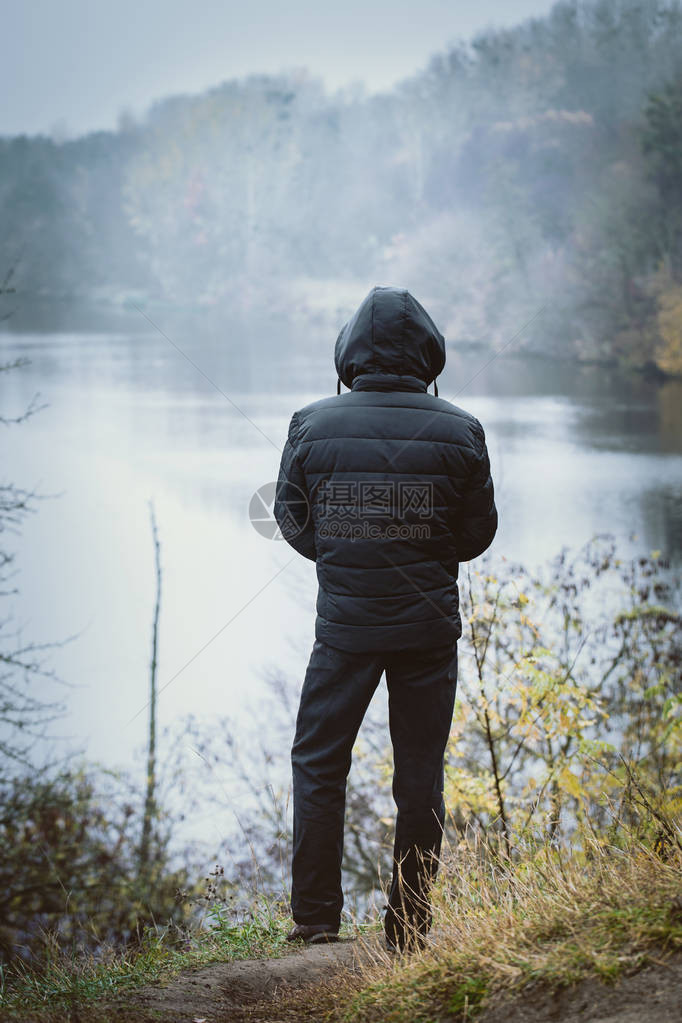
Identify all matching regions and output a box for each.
[275,286,497,652]
[276,285,498,952]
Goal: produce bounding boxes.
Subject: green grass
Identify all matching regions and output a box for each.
[0,899,302,1018]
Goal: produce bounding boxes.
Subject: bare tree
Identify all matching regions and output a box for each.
[138,501,162,883]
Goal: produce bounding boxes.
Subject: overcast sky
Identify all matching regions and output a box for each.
[3,0,559,138]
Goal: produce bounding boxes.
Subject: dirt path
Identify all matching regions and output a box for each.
[117,936,377,1022]
[111,942,682,1023]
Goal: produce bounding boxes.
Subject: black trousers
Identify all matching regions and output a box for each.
[290,637,458,943]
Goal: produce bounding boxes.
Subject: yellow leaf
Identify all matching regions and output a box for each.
[559,766,583,799]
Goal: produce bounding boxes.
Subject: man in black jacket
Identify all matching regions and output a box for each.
[274,285,497,950]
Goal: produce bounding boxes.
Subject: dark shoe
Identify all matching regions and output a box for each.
[286,922,339,944]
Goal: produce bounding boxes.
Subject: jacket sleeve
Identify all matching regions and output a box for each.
[274,412,317,562]
[455,421,498,562]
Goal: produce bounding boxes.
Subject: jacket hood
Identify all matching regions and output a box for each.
[334,286,446,389]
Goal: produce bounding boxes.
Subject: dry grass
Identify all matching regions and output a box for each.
[3,829,680,1023]
[244,831,682,1023]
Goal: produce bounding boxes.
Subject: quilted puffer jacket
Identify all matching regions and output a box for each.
[274,286,497,652]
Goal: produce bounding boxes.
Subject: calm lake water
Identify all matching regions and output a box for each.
[1,314,681,784]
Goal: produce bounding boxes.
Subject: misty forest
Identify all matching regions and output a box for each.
[1,1,681,1019]
[2,0,682,371]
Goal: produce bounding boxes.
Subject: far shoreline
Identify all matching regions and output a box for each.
[1,293,681,382]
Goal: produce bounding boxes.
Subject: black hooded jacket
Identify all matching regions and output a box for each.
[274,286,497,652]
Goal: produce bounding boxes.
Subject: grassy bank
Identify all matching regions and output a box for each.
[3,828,680,1023]
[338,840,680,1022]
[0,896,308,1019]
[238,831,681,1023]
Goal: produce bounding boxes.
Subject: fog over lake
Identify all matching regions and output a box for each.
[2,311,680,776]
